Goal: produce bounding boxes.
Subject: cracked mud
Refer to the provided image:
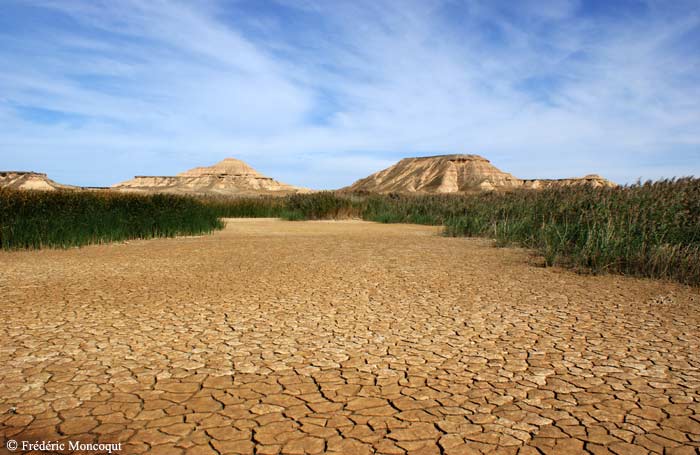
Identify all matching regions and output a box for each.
[1,219,699,454]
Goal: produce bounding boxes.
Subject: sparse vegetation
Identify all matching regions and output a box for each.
[0,188,224,250]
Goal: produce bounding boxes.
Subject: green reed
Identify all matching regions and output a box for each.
[205,179,700,285]
[6,178,697,285]
[199,195,288,218]
[0,189,224,250]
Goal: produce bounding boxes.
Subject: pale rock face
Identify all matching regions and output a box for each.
[177,158,259,177]
[113,158,309,196]
[2,155,618,196]
[522,174,618,190]
[344,155,523,193]
[344,154,617,194]
[0,172,78,191]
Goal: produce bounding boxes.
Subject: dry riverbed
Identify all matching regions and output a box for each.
[1,219,699,454]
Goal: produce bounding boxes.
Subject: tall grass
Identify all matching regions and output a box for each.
[204,179,700,285]
[4,179,698,285]
[442,179,700,284]
[199,195,287,218]
[284,192,361,220]
[0,188,224,250]
[362,193,466,225]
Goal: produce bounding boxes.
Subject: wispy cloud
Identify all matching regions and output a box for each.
[0,0,698,187]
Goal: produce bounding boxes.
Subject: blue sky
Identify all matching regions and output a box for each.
[1,0,699,188]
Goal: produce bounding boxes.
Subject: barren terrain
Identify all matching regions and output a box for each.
[1,219,699,455]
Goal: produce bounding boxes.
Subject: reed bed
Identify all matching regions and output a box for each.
[205,180,700,285]
[0,188,223,250]
[441,179,700,285]
[199,195,287,218]
[3,178,698,285]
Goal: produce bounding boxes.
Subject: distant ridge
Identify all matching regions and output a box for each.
[113,158,309,196]
[177,158,260,177]
[1,155,617,195]
[0,171,78,191]
[522,174,617,190]
[343,154,617,193]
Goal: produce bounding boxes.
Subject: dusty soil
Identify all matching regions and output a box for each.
[1,219,699,455]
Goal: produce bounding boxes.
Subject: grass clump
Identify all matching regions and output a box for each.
[0,188,224,250]
[282,192,362,220]
[363,193,467,225]
[200,195,287,218]
[442,179,700,285]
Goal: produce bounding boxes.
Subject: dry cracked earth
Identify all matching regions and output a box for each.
[1,219,699,455]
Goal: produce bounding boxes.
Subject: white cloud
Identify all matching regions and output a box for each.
[0,0,698,188]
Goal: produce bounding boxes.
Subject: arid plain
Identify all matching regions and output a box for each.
[1,219,699,455]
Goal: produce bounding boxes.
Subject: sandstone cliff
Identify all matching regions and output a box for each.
[345,155,523,193]
[113,158,308,196]
[522,174,617,189]
[344,155,616,194]
[0,171,78,191]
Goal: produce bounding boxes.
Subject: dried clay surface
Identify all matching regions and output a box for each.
[1,219,699,455]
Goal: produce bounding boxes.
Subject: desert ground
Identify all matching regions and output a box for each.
[1,219,699,455]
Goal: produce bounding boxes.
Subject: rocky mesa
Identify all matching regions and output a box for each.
[113,158,309,196]
[344,154,616,193]
[0,171,79,191]
[521,174,617,189]
[2,155,616,195]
